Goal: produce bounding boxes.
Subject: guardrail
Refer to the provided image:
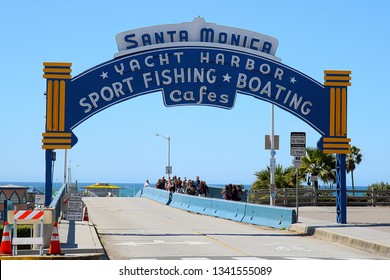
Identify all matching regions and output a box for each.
[49,183,67,221]
[249,188,390,207]
[139,187,296,229]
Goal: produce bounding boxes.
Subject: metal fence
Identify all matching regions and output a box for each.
[249,188,390,207]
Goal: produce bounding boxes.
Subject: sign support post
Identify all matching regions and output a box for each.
[44,149,54,206]
[269,105,276,206]
[291,132,306,221]
[336,154,347,223]
[296,167,299,221]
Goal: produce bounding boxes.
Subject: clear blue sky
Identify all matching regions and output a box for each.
[0,0,389,186]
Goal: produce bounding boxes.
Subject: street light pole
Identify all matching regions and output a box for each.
[155,133,172,177]
[270,104,276,206]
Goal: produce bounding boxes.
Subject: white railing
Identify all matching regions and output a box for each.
[249,188,390,207]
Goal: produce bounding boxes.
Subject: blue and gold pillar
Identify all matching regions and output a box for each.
[323,70,352,224]
[42,62,72,206]
[42,62,72,149]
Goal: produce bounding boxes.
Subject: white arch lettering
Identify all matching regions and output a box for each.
[69,46,326,137]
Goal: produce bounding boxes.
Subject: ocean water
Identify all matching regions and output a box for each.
[1,182,249,197]
[0,182,144,197]
[0,181,368,197]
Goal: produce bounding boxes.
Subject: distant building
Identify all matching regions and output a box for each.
[0,184,36,222]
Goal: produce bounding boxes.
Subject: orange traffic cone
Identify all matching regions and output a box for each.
[47,221,62,255]
[83,207,89,221]
[0,221,12,255]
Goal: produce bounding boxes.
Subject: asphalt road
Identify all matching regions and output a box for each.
[84,197,387,260]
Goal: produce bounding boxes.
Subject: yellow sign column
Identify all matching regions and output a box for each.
[42,62,72,149]
[323,70,352,154]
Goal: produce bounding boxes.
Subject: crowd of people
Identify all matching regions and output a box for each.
[221,184,244,201]
[144,176,244,201]
[144,176,210,197]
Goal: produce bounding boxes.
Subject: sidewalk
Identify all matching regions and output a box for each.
[0,220,106,260]
[56,220,107,259]
[289,206,390,258]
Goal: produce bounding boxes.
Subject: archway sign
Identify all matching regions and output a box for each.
[42,18,351,223]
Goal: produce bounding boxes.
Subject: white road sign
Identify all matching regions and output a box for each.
[293,156,302,167]
[290,132,306,156]
[270,158,276,172]
[67,193,83,221]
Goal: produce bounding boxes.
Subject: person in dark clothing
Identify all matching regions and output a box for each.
[231,185,238,201]
[222,184,232,200]
[198,181,209,197]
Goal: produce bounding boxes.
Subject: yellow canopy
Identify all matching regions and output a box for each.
[84,183,120,189]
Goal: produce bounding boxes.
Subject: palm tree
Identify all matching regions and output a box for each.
[300,147,336,193]
[346,145,363,195]
[252,164,301,191]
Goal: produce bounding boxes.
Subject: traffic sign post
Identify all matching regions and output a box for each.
[290,132,306,156]
[295,167,299,222]
[290,132,306,222]
[265,135,279,150]
[166,166,172,176]
[66,193,83,221]
[270,158,276,172]
[293,156,302,168]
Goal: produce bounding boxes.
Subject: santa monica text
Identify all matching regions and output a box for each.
[123,27,273,54]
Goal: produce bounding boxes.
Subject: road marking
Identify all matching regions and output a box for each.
[181,257,210,260]
[265,242,312,252]
[284,257,315,260]
[114,240,211,246]
[275,245,312,252]
[232,257,268,260]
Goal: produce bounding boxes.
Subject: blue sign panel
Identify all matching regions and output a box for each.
[66,46,327,144]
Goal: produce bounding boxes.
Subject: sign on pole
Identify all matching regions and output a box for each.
[66,193,83,221]
[293,156,302,167]
[291,132,306,222]
[290,132,306,156]
[270,158,276,172]
[265,135,279,150]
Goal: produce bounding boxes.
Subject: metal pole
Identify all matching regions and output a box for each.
[270,104,276,206]
[168,136,171,175]
[156,133,172,178]
[64,150,67,185]
[296,167,299,221]
[68,161,72,183]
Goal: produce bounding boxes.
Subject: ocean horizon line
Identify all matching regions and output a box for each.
[1,181,371,198]
[0,181,371,192]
